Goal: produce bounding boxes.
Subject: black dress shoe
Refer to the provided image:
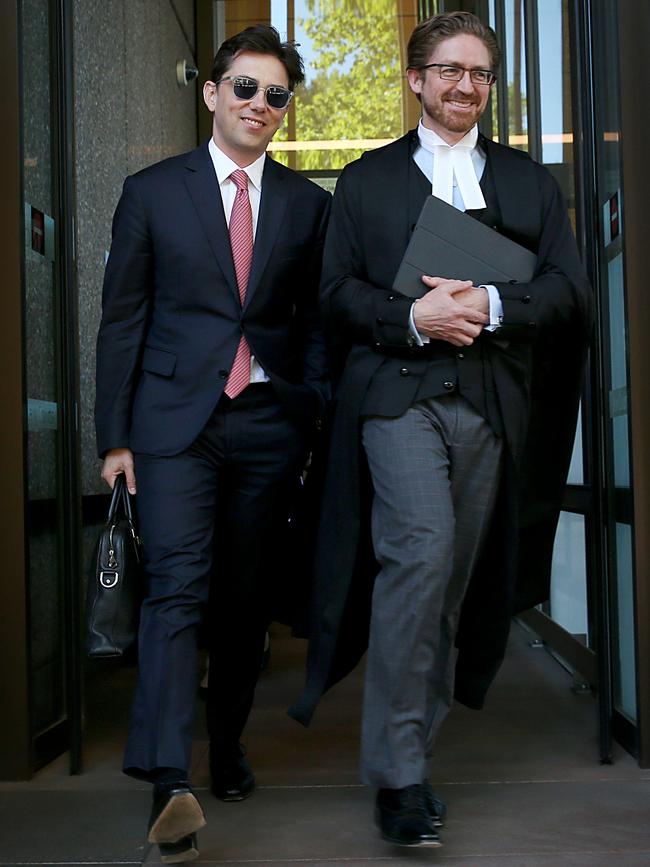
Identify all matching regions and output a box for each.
[210,741,255,801]
[375,784,442,847]
[159,832,199,863]
[148,782,206,845]
[422,780,447,827]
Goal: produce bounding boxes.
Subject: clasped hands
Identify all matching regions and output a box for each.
[412,276,489,347]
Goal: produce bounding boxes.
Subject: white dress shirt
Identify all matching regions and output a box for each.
[409,121,503,343]
[208,137,269,383]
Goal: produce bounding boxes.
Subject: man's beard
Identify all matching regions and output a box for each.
[422,91,482,134]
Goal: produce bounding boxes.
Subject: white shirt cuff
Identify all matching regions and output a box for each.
[481,284,503,332]
[408,302,430,345]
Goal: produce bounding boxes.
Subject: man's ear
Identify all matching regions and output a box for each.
[406,67,424,97]
[202,81,217,111]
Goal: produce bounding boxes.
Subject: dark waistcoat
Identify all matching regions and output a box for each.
[361,151,504,437]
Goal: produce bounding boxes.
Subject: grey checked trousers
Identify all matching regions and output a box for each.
[360,394,503,788]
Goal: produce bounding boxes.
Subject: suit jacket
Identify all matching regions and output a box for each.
[290,130,592,725]
[95,142,331,458]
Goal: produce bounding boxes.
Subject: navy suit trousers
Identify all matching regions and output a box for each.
[123,384,307,779]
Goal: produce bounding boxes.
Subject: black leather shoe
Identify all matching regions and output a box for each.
[422,780,447,827]
[159,832,199,863]
[210,742,255,801]
[375,784,442,847]
[148,783,206,845]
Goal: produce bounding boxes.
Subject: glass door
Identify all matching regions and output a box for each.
[21,0,82,773]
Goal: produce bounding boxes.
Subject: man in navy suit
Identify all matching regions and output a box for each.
[95,25,329,861]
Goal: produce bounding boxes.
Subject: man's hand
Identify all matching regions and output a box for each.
[413,277,489,346]
[101,447,136,494]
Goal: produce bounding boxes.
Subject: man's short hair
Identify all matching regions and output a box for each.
[210,24,305,90]
[407,11,501,72]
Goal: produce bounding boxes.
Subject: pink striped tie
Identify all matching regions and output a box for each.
[224,169,253,399]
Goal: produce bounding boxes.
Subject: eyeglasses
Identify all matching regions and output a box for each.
[216,76,293,109]
[420,63,496,86]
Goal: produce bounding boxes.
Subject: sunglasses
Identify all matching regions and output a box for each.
[216,75,293,110]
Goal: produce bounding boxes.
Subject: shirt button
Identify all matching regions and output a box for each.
[400,367,409,376]
[444,381,455,390]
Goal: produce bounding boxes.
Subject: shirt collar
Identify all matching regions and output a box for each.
[417,119,479,151]
[208,138,266,191]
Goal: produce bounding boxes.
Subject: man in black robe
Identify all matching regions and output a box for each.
[290,11,592,849]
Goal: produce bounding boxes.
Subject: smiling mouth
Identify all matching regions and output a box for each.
[241,116,265,129]
[446,99,476,109]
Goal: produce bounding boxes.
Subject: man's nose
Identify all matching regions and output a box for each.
[249,87,267,109]
[456,71,475,93]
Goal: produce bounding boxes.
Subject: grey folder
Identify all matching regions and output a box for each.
[393,194,537,298]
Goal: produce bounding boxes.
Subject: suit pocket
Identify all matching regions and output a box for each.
[141,346,177,377]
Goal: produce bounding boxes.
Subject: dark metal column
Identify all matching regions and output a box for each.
[0,0,31,781]
[617,0,650,770]
[523,0,542,161]
[51,0,83,776]
[570,0,613,766]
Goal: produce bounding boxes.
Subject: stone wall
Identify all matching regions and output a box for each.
[74,0,198,494]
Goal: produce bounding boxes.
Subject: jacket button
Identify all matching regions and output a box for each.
[444,381,455,390]
[457,352,465,359]
[376,316,384,325]
[400,367,409,376]
[528,321,536,327]
[387,295,396,302]
[375,341,382,348]
[509,279,518,285]
[315,417,323,431]
[522,295,531,303]
[219,369,229,379]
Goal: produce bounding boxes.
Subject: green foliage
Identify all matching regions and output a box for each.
[292,0,404,171]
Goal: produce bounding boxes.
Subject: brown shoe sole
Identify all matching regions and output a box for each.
[148,792,206,844]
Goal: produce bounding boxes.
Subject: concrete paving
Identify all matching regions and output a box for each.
[1,622,649,866]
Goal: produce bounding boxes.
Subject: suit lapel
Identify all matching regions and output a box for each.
[183,143,238,298]
[244,157,289,310]
[405,131,428,244]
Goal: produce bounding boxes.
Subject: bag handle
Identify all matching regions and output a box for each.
[120,476,136,524]
[108,474,137,523]
[107,473,126,522]
[109,473,141,561]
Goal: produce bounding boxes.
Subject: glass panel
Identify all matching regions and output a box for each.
[22,0,66,738]
[613,523,636,721]
[505,0,527,151]
[566,403,584,485]
[536,0,576,220]
[590,0,636,726]
[607,250,630,487]
[269,0,407,176]
[549,512,588,644]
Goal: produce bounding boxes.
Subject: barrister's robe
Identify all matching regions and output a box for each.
[290,131,593,725]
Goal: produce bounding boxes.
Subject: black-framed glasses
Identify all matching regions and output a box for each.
[216,75,294,109]
[420,63,496,86]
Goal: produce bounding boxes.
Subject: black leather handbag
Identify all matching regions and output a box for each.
[86,474,142,657]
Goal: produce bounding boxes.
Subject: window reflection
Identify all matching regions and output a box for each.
[505,0,527,151]
[270,0,409,173]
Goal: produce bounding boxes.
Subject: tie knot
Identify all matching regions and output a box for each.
[231,169,248,192]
